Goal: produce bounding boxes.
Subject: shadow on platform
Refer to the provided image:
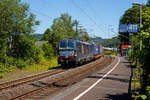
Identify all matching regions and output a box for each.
[102,93,131,100]
[87,75,129,83]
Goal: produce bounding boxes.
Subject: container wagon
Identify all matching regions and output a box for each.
[92,43,102,60]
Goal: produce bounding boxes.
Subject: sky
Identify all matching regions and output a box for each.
[22,0,147,39]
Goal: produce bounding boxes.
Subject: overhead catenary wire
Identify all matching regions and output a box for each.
[30,0,114,39]
[32,0,101,38]
[30,1,73,34]
[86,0,120,38]
[40,0,62,14]
[71,0,111,38]
[86,0,107,28]
[30,9,75,34]
[86,0,114,38]
[31,9,53,20]
[85,0,112,37]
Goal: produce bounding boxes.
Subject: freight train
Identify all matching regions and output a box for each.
[58,39,103,66]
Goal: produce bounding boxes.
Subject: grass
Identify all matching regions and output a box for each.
[103,50,112,54]
[131,79,141,90]
[23,57,59,73]
[103,50,116,58]
[0,57,59,82]
[131,62,143,99]
[110,52,116,57]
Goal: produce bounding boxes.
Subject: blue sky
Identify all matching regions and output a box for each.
[22,0,147,39]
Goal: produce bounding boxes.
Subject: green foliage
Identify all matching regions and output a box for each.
[37,49,45,62]
[140,95,147,100]
[132,91,147,100]
[10,35,39,61]
[120,3,150,99]
[81,33,90,42]
[101,37,120,48]
[90,37,106,44]
[135,68,141,79]
[23,57,58,74]
[120,6,140,24]
[42,13,84,53]
[41,28,51,41]
[0,61,15,78]
[42,43,54,59]
[146,86,150,97]
[15,59,27,69]
[0,0,39,60]
[32,34,43,40]
[0,0,41,75]
[0,1,86,79]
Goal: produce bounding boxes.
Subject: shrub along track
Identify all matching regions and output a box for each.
[0,55,113,100]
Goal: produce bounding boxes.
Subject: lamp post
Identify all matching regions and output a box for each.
[132,2,142,51]
[132,3,143,87]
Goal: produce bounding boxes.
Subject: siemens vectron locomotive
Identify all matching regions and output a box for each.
[58,39,103,66]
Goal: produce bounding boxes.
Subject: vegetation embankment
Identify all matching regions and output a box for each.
[120,0,150,99]
[0,0,90,80]
[101,37,120,48]
[0,58,58,82]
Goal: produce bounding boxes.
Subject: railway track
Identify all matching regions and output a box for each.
[0,56,113,100]
[0,67,65,91]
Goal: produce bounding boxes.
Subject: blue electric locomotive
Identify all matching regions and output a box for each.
[58,39,93,66]
[58,39,103,66]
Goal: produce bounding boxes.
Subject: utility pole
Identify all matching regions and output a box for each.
[75,20,78,38]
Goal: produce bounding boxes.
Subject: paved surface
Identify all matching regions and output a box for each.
[50,57,132,100]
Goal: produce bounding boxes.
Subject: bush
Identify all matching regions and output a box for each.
[0,63,9,78]
[42,43,54,59]
[16,59,27,69]
[10,35,41,64]
[0,63,6,73]
[4,56,16,67]
[37,49,45,62]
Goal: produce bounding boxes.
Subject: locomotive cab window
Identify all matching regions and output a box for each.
[68,40,74,49]
[60,40,67,48]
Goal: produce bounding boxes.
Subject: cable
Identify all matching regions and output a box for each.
[31,9,53,20]
[86,0,107,28]
[86,0,112,38]
[40,0,62,14]
[86,0,119,38]
[30,9,68,34]
[71,0,110,38]
[112,30,129,39]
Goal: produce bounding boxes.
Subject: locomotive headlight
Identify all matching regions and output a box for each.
[71,51,74,56]
[75,53,77,56]
[74,51,77,56]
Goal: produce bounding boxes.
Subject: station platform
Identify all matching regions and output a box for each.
[50,57,132,100]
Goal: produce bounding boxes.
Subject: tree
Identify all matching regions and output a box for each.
[101,37,120,48]
[42,43,54,59]
[120,6,140,24]
[41,28,51,41]
[42,13,79,53]
[11,35,39,61]
[0,0,39,63]
[138,6,150,90]
[120,4,150,96]
[81,32,90,42]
